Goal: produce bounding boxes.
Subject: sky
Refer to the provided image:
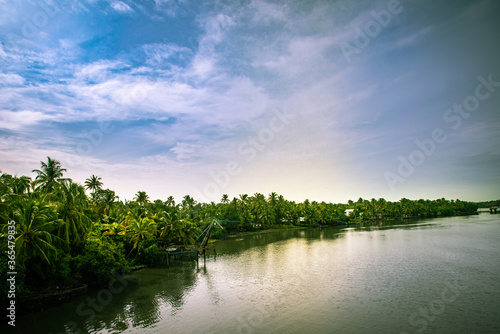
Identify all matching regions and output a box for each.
[0,0,499,204]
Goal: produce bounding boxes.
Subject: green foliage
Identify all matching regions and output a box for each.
[84,175,103,195]
[210,226,225,239]
[136,239,164,265]
[475,199,500,208]
[13,200,65,267]
[74,237,128,285]
[0,158,488,299]
[55,180,91,248]
[31,156,67,193]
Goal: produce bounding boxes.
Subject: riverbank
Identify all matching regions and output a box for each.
[17,283,88,315]
[223,225,306,239]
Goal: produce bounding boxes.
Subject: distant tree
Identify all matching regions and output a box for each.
[134,191,150,206]
[182,195,195,209]
[97,189,118,216]
[32,157,67,193]
[84,175,103,194]
[165,196,175,207]
[11,176,32,195]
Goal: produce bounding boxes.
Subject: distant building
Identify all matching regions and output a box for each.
[345,209,355,216]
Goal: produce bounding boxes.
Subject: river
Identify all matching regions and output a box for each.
[13,213,500,333]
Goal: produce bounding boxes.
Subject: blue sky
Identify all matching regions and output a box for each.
[1,0,499,203]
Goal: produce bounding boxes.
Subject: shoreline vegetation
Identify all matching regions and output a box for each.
[0,157,495,312]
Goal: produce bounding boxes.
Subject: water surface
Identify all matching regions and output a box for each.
[14,214,500,333]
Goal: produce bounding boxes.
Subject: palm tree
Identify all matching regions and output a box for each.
[84,175,103,194]
[102,222,126,237]
[11,176,32,195]
[127,217,157,256]
[239,194,249,204]
[134,191,150,206]
[98,189,118,216]
[55,180,91,247]
[182,195,195,209]
[32,157,67,193]
[221,194,229,204]
[165,196,175,207]
[159,215,179,244]
[13,200,65,266]
[178,220,199,247]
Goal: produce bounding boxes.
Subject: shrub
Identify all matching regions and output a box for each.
[136,243,164,265]
[74,237,128,285]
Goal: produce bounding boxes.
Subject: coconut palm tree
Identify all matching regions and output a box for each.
[13,200,65,266]
[11,175,32,195]
[84,175,103,194]
[134,191,150,206]
[177,220,199,247]
[182,195,195,209]
[55,180,91,247]
[165,196,175,207]
[32,157,67,193]
[127,216,157,256]
[159,215,178,244]
[98,189,118,216]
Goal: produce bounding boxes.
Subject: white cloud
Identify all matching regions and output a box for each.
[0,44,7,58]
[142,43,192,66]
[1,0,498,203]
[0,110,53,130]
[111,1,134,13]
[395,26,432,48]
[170,142,203,161]
[0,72,25,86]
[250,0,289,23]
[74,60,128,83]
[257,36,337,79]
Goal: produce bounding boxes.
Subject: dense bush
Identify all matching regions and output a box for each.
[74,237,128,285]
[136,238,164,265]
[137,244,163,265]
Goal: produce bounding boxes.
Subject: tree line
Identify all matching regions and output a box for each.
[0,157,479,303]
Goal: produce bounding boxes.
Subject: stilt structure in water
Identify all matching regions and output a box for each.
[196,219,224,264]
[166,219,224,265]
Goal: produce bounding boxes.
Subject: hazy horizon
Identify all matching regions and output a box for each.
[1,0,499,203]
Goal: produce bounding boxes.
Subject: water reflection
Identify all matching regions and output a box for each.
[16,261,199,334]
[15,215,500,334]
